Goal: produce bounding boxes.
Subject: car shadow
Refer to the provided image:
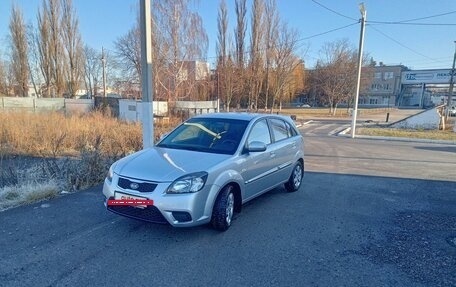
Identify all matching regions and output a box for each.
[414,146,456,153]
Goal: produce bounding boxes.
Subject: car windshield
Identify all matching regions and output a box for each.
[157,118,249,155]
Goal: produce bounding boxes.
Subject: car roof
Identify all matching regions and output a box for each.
[191,112,292,122]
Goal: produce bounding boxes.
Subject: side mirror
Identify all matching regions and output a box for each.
[246,141,267,153]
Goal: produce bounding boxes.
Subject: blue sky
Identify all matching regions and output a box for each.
[0,0,455,70]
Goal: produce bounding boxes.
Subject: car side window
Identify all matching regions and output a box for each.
[270,119,290,141]
[247,120,271,145]
[285,121,298,136]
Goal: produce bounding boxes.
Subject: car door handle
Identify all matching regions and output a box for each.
[270,152,276,158]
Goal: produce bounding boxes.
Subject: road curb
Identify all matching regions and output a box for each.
[295,120,313,128]
[338,127,456,145]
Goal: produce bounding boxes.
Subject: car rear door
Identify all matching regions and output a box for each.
[267,118,299,182]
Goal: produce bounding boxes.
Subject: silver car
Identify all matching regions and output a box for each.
[102,113,304,231]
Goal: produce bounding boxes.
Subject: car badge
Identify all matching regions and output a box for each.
[130,183,139,190]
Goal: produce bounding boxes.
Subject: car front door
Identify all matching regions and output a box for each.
[240,119,278,201]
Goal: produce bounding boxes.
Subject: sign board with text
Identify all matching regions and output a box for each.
[401,69,453,85]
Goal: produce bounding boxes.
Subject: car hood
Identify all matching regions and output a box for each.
[114,147,230,182]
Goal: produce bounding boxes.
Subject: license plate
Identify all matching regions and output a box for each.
[113,192,151,208]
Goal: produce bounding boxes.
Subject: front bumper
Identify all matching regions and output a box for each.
[102,177,217,227]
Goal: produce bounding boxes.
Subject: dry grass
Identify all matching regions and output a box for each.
[357,127,456,141]
[0,110,180,157]
[0,111,181,210]
[0,180,59,211]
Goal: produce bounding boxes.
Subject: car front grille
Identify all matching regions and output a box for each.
[117,177,157,193]
[107,203,168,224]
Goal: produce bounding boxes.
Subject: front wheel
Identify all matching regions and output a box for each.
[211,185,235,231]
[285,161,303,192]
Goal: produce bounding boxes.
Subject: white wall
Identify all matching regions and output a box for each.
[391,107,440,129]
[119,100,168,122]
[1,97,65,111]
[175,100,217,109]
[65,99,94,114]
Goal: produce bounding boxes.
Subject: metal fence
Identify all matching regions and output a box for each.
[0,97,218,121]
[0,97,94,114]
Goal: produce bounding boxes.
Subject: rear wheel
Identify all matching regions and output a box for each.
[285,162,303,192]
[211,185,235,231]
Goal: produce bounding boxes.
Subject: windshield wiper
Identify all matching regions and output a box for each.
[184,122,222,139]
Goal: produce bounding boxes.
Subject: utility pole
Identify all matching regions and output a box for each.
[350,3,366,138]
[140,0,154,148]
[102,47,107,97]
[446,41,456,123]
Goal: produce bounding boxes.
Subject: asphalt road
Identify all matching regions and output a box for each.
[0,121,455,287]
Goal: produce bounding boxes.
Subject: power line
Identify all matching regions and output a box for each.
[310,0,358,21]
[300,22,359,41]
[372,10,456,24]
[367,21,456,26]
[310,1,456,26]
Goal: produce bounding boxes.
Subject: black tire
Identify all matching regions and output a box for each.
[211,185,235,231]
[285,161,303,192]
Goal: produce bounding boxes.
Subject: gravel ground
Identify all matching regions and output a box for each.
[357,211,456,286]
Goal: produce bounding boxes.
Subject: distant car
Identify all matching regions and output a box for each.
[102,113,305,231]
[450,106,456,117]
[300,104,311,108]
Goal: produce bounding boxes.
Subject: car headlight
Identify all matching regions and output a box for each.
[166,172,208,194]
[106,164,115,183]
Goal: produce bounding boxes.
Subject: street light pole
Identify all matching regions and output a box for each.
[102,47,107,97]
[446,41,456,122]
[350,3,366,138]
[140,0,154,148]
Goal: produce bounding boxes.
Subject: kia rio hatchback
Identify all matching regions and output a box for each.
[102,113,304,231]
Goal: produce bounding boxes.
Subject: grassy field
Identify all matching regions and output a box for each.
[0,110,181,157]
[357,127,456,141]
[0,111,180,211]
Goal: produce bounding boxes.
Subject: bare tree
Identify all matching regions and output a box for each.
[27,23,43,97]
[0,60,14,96]
[9,4,29,97]
[224,43,239,111]
[232,0,247,108]
[249,0,265,111]
[61,0,84,98]
[46,0,65,97]
[287,59,306,103]
[269,22,300,113]
[115,1,208,101]
[37,4,52,97]
[235,0,247,67]
[115,25,142,82]
[263,0,279,110]
[83,45,102,97]
[312,39,359,115]
[216,0,229,110]
[0,61,6,95]
[154,0,208,101]
[37,0,66,97]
